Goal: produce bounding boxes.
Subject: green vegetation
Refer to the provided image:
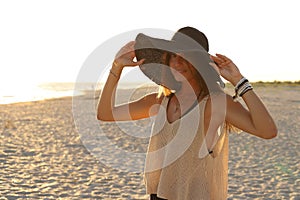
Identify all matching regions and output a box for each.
[251,80,300,87]
[225,80,300,88]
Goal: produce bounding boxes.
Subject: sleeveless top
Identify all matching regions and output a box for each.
[144,95,229,200]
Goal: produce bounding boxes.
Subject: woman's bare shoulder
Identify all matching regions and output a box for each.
[138,92,164,106]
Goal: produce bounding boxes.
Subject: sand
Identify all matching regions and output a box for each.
[0,85,299,199]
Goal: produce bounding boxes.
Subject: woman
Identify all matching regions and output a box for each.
[97,27,277,200]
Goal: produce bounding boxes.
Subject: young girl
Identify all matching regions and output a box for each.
[97,27,277,200]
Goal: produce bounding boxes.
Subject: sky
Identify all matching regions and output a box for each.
[1,0,300,90]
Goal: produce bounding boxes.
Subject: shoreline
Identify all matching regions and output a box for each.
[1,79,300,105]
[2,83,300,106]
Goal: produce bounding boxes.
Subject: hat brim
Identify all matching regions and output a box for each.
[134,33,180,90]
[134,33,224,91]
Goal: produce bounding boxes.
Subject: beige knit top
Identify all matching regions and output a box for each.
[144,95,229,200]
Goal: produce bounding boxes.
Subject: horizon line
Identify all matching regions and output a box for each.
[37,80,300,84]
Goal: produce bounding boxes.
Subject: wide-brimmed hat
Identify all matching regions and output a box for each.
[134,27,224,91]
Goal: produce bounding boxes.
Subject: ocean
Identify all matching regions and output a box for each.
[0,82,81,105]
[0,81,156,105]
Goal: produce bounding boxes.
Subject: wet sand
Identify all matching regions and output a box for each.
[0,85,299,199]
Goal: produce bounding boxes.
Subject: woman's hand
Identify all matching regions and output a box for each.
[113,41,145,69]
[210,54,243,86]
[210,54,277,139]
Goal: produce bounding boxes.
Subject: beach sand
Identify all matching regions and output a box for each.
[0,85,299,199]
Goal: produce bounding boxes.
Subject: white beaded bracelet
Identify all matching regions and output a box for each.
[233,77,253,101]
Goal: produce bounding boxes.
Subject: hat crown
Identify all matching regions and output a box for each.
[173,26,209,52]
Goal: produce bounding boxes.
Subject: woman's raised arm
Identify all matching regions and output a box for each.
[97,41,162,121]
[211,54,277,139]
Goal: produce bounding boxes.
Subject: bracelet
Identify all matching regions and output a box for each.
[240,85,253,97]
[234,77,247,87]
[233,77,253,101]
[234,77,248,92]
[109,69,119,78]
[237,82,250,95]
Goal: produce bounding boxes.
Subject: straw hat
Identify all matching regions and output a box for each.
[134,27,224,91]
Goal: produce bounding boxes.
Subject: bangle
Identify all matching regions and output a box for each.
[234,77,246,87]
[240,85,253,96]
[237,82,250,95]
[234,77,248,92]
[232,77,253,101]
[110,69,119,78]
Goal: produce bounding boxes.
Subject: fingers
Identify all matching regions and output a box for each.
[114,41,145,68]
[123,41,135,51]
[210,54,232,67]
[124,58,145,67]
[118,41,135,53]
[123,41,135,48]
[216,53,231,61]
[116,41,136,59]
[122,41,135,53]
[216,54,232,66]
[210,55,223,64]
[135,58,145,66]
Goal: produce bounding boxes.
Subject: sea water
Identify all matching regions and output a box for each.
[0,82,80,104]
[0,81,155,104]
